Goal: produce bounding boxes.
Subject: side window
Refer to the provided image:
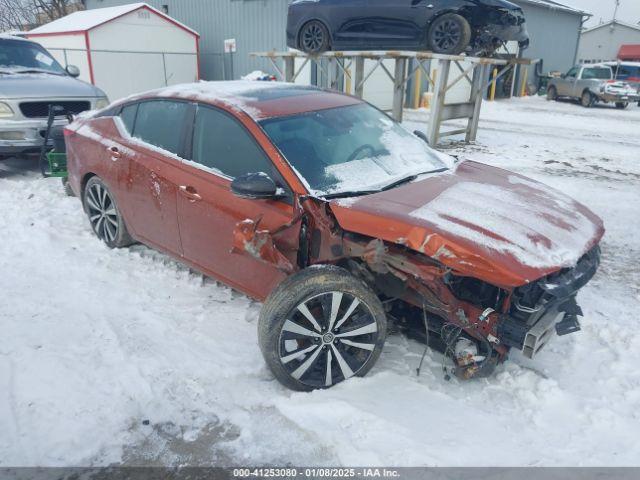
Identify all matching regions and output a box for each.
[132,100,190,156]
[566,67,578,78]
[119,104,138,134]
[192,105,276,179]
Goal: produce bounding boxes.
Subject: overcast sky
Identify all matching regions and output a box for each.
[567,0,640,27]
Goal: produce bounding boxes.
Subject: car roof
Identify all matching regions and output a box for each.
[123,81,363,120]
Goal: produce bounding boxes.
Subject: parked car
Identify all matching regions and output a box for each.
[286,0,530,56]
[0,34,108,159]
[65,81,603,391]
[547,64,639,109]
[603,61,640,106]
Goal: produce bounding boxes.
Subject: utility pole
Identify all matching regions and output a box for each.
[613,0,620,23]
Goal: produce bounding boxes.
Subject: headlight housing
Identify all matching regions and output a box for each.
[0,102,15,118]
[95,97,110,109]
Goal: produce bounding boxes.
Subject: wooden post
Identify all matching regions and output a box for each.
[354,57,365,99]
[392,57,407,122]
[413,66,422,109]
[284,56,295,83]
[427,59,450,146]
[467,64,488,143]
[490,68,498,101]
[520,66,529,97]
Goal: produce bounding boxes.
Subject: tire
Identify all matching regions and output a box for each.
[546,86,557,101]
[259,266,387,391]
[581,90,594,108]
[298,20,330,54]
[61,177,75,197]
[615,102,629,109]
[427,13,471,55]
[83,176,133,249]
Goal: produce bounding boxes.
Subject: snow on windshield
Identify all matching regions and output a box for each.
[409,179,599,268]
[261,104,454,196]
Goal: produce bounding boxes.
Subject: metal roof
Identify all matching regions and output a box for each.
[516,0,590,17]
[28,2,198,37]
[582,20,640,35]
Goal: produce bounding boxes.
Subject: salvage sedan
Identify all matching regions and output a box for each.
[286,0,530,55]
[65,82,603,391]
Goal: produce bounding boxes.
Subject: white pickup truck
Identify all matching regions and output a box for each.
[547,64,639,109]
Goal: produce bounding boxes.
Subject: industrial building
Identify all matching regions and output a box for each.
[85,0,589,89]
[578,20,640,64]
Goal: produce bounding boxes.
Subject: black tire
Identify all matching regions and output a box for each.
[546,86,557,101]
[581,90,594,108]
[61,177,75,197]
[83,176,133,249]
[615,102,629,109]
[298,20,330,54]
[427,13,471,55]
[259,266,387,391]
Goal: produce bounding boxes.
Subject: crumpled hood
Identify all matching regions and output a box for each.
[329,161,605,287]
[0,73,104,99]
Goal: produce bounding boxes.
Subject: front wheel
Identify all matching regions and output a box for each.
[615,102,629,109]
[259,266,387,391]
[83,176,133,249]
[427,13,471,55]
[581,91,594,108]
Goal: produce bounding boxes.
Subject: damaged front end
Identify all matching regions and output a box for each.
[468,6,530,54]
[231,194,601,382]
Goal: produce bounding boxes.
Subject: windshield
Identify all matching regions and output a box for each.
[260,103,450,196]
[582,68,612,80]
[0,39,66,74]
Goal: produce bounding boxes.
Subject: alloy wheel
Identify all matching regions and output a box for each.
[301,23,325,53]
[278,291,379,388]
[86,182,119,243]
[433,19,462,52]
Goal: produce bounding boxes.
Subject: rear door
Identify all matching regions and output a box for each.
[175,103,300,300]
[365,0,431,47]
[113,99,190,255]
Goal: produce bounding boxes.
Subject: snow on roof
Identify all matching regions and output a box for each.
[516,0,590,16]
[28,2,198,36]
[582,20,640,35]
[0,33,31,42]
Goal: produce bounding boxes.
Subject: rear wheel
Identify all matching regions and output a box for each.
[83,176,133,249]
[581,90,594,108]
[299,20,330,54]
[615,102,629,109]
[259,266,387,391]
[427,13,471,55]
[547,86,558,101]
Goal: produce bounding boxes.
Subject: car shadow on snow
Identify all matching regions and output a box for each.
[0,155,41,179]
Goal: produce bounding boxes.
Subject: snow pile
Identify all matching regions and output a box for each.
[409,179,600,268]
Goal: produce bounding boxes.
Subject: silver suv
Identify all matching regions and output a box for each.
[547,64,639,109]
[0,34,108,158]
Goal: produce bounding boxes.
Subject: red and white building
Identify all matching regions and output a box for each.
[27,3,200,100]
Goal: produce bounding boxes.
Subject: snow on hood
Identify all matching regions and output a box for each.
[329,161,605,287]
[0,72,104,99]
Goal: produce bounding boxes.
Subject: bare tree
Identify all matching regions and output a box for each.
[32,0,80,23]
[0,0,35,31]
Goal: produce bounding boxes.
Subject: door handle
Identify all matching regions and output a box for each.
[179,185,202,202]
[108,146,121,160]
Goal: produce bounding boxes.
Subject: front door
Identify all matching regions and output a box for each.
[113,99,191,255]
[175,104,300,300]
[557,67,579,97]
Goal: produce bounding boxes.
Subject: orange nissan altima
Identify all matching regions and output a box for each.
[65,81,603,391]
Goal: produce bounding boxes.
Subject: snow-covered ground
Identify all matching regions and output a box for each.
[1,96,639,467]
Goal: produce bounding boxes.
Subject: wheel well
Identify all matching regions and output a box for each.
[297,18,332,49]
[80,172,96,197]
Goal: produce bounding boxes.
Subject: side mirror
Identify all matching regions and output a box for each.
[414,130,429,144]
[231,172,283,200]
[66,65,80,78]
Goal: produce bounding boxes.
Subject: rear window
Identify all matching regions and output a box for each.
[131,100,190,157]
[582,68,611,80]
